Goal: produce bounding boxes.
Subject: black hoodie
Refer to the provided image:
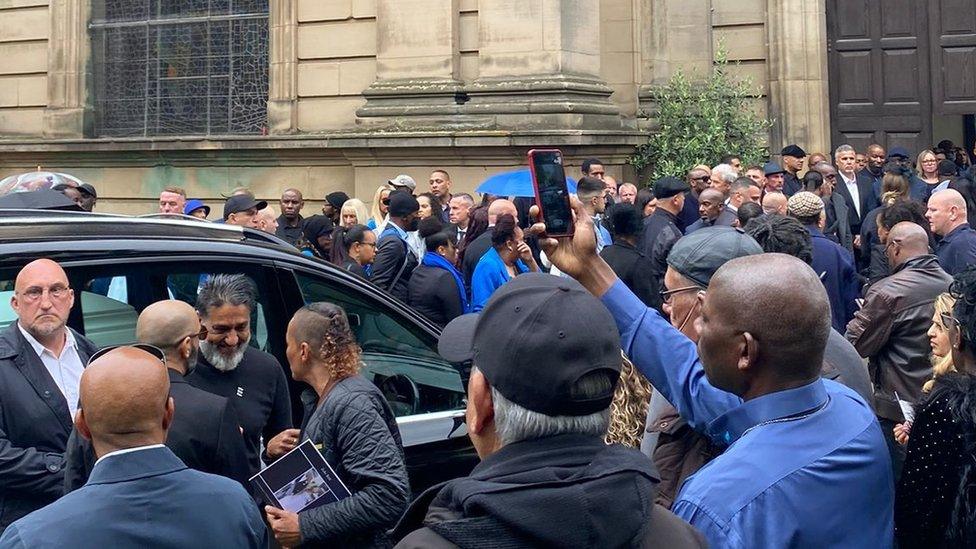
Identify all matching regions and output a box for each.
[392,433,704,549]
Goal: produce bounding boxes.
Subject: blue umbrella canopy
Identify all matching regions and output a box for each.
[476,169,578,198]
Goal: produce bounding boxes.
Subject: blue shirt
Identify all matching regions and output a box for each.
[470,247,528,312]
[807,226,860,332]
[935,222,976,276]
[602,281,894,548]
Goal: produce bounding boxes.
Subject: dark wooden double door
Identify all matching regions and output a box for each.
[828,0,976,152]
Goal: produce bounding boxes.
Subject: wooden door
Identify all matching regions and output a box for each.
[929,0,976,115]
[827,0,932,152]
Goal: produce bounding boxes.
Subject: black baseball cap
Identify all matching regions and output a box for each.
[667,227,763,287]
[387,191,420,217]
[781,144,807,158]
[439,274,621,417]
[653,176,690,199]
[887,146,911,160]
[223,194,267,220]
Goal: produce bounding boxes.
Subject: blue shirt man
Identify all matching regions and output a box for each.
[540,217,893,549]
[928,189,976,276]
[935,222,976,275]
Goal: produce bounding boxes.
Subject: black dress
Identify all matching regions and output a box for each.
[895,373,976,548]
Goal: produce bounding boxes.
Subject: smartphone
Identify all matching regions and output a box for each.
[528,149,574,237]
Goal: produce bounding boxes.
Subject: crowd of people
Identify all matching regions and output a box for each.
[6,139,976,547]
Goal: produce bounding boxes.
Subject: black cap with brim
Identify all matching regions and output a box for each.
[223,195,268,220]
[653,176,690,199]
[438,274,621,417]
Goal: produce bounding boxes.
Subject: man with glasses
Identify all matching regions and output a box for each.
[63,300,251,492]
[846,222,952,479]
[186,274,295,475]
[0,259,99,532]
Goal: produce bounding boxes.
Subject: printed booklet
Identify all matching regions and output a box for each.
[250,439,351,513]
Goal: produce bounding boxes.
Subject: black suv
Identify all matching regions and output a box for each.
[0,212,476,494]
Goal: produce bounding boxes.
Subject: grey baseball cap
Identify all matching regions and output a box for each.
[667,227,764,288]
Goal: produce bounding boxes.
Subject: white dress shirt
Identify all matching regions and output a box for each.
[842,172,861,218]
[18,324,85,419]
[95,444,167,467]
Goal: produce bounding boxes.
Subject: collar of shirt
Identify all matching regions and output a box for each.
[18,323,76,360]
[94,444,167,467]
[943,222,973,242]
[842,172,857,186]
[384,221,408,240]
[705,380,829,446]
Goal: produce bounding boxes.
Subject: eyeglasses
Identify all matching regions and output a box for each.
[174,326,208,346]
[660,285,703,304]
[941,312,961,331]
[693,176,711,183]
[87,344,166,366]
[18,285,71,302]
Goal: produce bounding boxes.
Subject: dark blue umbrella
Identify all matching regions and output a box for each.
[476,169,577,197]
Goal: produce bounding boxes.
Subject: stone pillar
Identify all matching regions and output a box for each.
[767,0,831,154]
[44,0,91,138]
[356,0,464,123]
[636,0,712,130]
[268,0,299,134]
[464,0,621,130]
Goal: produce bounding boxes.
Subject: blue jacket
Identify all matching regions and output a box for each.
[935,223,976,276]
[471,247,528,312]
[0,446,267,548]
[808,226,861,332]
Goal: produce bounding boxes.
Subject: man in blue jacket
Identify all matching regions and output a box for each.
[0,346,267,548]
[927,189,976,275]
[788,192,860,332]
[534,200,894,548]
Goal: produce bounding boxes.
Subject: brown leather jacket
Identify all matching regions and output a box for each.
[846,254,952,422]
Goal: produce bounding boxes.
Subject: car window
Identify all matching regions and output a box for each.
[295,273,464,417]
[164,271,271,353]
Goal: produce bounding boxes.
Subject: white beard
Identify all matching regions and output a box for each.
[200,340,247,372]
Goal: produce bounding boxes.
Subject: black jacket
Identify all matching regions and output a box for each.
[638,209,683,311]
[676,191,699,232]
[824,193,854,254]
[714,205,737,227]
[186,348,293,474]
[601,241,656,307]
[392,434,705,549]
[846,255,953,422]
[460,231,493,292]
[896,373,976,548]
[0,322,98,531]
[836,172,879,233]
[372,229,418,302]
[408,265,465,327]
[340,258,367,278]
[63,368,252,493]
[298,376,409,548]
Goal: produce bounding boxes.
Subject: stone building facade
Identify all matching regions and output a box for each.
[0,0,922,213]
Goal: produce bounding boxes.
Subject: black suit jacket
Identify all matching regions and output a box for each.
[0,322,98,530]
[371,229,418,302]
[714,206,737,227]
[835,173,877,232]
[63,368,252,494]
[460,230,493,292]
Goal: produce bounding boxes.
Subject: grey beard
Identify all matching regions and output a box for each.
[200,339,247,372]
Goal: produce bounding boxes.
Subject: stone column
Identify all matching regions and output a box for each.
[44,0,91,138]
[636,0,712,130]
[356,0,464,122]
[268,0,299,134]
[464,0,621,130]
[767,0,831,154]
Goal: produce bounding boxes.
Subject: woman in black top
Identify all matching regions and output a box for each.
[896,265,976,548]
[329,224,377,278]
[407,217,469,326]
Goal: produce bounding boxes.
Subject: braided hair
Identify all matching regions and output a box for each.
[743,214,814,265]
[293,302,362,381]
[950,265,976,351]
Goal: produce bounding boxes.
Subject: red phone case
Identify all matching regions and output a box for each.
[527,148,575,237]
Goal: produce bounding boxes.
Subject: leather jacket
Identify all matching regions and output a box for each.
[846,255,952,422]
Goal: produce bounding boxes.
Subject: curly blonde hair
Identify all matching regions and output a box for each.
[606,354,652,448]
[294,303,362,381]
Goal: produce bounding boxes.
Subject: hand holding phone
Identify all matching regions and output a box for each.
[528,149,574,237]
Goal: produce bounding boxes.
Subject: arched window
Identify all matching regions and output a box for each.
[90,1,269,136]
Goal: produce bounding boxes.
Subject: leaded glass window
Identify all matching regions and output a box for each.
[90,1,270,137]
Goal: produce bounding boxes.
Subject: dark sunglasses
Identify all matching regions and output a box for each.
[88,344,166,367]
[693,176,711,182]
[941,312,961,331]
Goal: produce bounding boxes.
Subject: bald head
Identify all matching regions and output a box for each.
[699,188,724,204]
[702,254,829,395]
[887,222,931,266]
[487,199,517,225]
[15,259,68,293]
[12,259,74,342]
[926,189,968,237]
[762,192,788,216]
[137,300,197,347]
[78,347,173,456]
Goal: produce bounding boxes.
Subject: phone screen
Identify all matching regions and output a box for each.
[529,150,573,236]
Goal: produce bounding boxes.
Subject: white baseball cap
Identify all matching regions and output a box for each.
[388,174,417,190]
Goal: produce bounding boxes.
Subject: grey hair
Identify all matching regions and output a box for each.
[480,367,612,446]
[834,144,855,156]
[195,274,257,318]
[712,163,738,184]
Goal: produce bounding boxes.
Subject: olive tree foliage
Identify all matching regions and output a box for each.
[630,51,773,183]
